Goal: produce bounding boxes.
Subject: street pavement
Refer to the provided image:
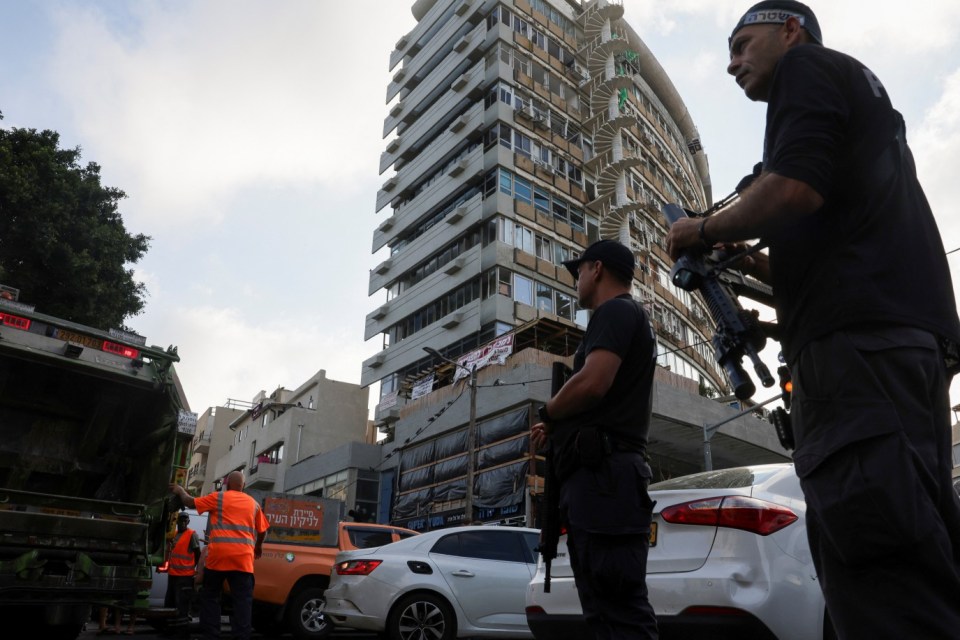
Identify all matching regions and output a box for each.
[76,618,379,639]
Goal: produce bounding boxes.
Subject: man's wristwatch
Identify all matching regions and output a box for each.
[698,217,713,248]
[537,404,551,423]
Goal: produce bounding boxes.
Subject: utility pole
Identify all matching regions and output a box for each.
[703,393,783,471]
[424,347,478,523]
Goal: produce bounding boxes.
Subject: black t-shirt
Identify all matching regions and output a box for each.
[567,294,656,451]
[762,45,960,362]
[555,294,656,534]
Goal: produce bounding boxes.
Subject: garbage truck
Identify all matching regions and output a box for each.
[0,286,193,639]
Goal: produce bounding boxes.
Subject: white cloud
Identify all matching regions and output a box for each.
[44,1,415,228]
[138,304,371,412]
[816,1,960,53]
[914,67,960,250]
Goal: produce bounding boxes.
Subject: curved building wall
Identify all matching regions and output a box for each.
[576,0,724,398]
[365,0,790,528]
[366,0,730,410]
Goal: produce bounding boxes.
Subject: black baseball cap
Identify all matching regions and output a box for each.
[730,1,822,47]
[177,512,190,521]
[562,239,635,281]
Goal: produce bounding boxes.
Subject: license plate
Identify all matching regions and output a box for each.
[55,328,102,350]
[649,522,657,547]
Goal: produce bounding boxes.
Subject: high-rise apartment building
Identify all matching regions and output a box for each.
[364,0,725,424]
[362,0,790,527]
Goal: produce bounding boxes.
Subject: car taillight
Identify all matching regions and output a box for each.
[659,495,798,535]
[336,559,382,575]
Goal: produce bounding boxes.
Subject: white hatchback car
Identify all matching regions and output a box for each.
[324,525,540,639]
[526,463,834,640]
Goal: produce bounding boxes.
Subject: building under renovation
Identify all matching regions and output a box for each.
[363,0,789,530]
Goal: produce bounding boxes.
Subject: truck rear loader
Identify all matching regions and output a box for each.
[0,289,192,639]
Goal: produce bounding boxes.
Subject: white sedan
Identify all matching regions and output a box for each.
[324,524,540,639]
[526,463,834,640]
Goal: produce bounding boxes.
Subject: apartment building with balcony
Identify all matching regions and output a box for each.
[363,0,790,528]
[207,369,370,494]
[187,403,245,495]
[365,0,725,418]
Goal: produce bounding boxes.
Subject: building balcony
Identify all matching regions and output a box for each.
[193,431,212,454]
[187,463,206,490]
[247,461,278,489]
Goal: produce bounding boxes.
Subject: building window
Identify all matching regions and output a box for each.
[536,236,551,261]
[514,225,534,254]
[514,175,532,204]
[498,269,512,297]
[556,291,573,320]
[514,274,534,306]
[536,283,554,313]
[533,187,550,214]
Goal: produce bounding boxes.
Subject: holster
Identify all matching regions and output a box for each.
[575,426,612,469]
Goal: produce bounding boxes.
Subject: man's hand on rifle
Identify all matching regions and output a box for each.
[666,216,705,260]
[720,242,771,283]
[531,421,549,450]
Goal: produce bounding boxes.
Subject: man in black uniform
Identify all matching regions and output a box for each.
[666,2,960,637]
[531,239,658,640]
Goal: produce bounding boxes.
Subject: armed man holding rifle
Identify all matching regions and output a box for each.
[666,2,960,637]
[531,239,658,640]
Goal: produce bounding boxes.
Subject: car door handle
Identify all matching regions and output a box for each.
[450,570,475,578]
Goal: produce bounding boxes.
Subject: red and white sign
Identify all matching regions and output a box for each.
[453,334,514,382]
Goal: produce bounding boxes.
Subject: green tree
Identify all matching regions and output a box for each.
[0,113,150,329]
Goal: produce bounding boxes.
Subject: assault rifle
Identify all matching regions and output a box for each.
[662,202,776,400]
[537,360,572,593]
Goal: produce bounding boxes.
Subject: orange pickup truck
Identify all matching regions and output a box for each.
[247,492,417,639]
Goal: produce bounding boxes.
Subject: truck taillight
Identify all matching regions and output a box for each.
[156,561,169,574]
[102,341,139,359]
[0,312,31,331]
[336,559,382,576]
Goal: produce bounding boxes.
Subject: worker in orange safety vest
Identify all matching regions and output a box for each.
[171,470,269,640]
[164,511,201,633]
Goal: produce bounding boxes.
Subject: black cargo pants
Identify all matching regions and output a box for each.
[792,327,960,639]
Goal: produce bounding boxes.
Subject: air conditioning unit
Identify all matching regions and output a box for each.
[374,259,392,275]
[575,64,591,86]
[533,159,555,174]
[366,352,387,368]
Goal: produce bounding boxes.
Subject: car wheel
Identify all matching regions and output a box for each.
[388,592,456,640]
[285,587,334,639]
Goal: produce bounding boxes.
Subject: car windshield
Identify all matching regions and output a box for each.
[649,466,784,491]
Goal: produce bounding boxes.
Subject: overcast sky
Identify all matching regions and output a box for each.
[4,1,960,415]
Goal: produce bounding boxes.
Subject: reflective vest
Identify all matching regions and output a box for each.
[168,528,198,577]
[196,490,269,573]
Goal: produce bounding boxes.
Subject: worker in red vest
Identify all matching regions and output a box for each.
[164,511,200,634]
[171,471,269,640]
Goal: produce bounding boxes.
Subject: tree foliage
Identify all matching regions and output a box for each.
[0,114,150,329]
